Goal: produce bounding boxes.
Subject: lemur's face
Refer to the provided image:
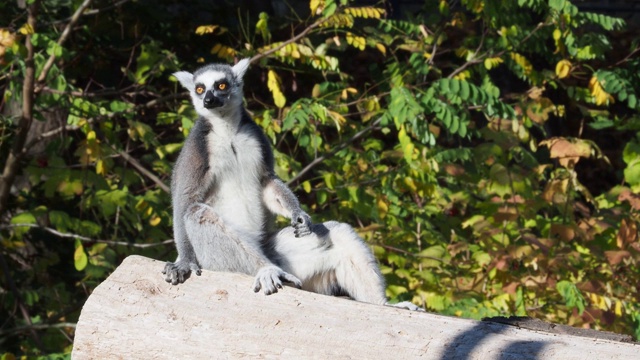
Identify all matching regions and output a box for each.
[173,59,250,118]
[193,71,233,110]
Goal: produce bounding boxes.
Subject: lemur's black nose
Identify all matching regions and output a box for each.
[203,90,224,109]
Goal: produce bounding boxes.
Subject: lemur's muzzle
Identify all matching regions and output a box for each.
[203,90,224,109]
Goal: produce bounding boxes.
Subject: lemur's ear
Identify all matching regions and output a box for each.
[232,58,250,80]
[173,71,194,90]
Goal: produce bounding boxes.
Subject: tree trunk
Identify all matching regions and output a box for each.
[72,255,638,359]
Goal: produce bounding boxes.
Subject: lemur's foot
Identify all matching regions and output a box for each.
[252,265,302,295]
[162,260,201,285]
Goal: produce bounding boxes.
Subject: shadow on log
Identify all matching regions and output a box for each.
[72,255,638,359]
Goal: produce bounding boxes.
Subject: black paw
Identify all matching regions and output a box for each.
[162,260,201,285]
[292,211,312,238]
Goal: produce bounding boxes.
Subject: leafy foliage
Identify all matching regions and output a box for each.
[1,0,640,357]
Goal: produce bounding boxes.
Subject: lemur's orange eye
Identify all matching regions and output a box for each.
[218,83,227,90]
[195,85,205,95]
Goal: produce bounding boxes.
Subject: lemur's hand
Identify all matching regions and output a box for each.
[162,259,201,285]
[291,210,312,238]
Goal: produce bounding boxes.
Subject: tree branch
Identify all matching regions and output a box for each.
[34,0,94,93]
[0,248,46,351]
[0,322,77,338]
[24,93,186,149]
[249,19,325,64]
[286,117,383,186]
[0,2,38,218]
[1,223,174,248]
[447,22,548,79]
[0,0,95,218]
[109,145,170,193]
[21,93,182,194]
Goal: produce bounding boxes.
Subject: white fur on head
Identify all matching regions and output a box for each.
[173,71,194,90]
[232,58,250,80]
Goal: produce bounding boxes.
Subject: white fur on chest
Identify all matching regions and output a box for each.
[206,120,265,241]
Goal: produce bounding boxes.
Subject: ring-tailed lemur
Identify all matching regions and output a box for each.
[162,59,421,310]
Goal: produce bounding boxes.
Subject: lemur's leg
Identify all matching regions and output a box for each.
[266,221,388,305]
[184,203,302,294]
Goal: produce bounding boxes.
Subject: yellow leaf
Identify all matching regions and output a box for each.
[588,76,614,106]
[346,32,366,50]
[74,244,88,271]
[272,120,281,133]
[375,43,386,55]
[376,195,388,219]
[195,25,219,35]
[328,110,346,131]
[87,130,96,141]
[310,0,324,15]
[267,70,286,108]
[555,59,571,79]
[614,300,623,316]
[510,52,533,75]
[404,177,418,192]
[453,70,471,80]
[149,215,161,226]
[312,84,321,98]
[210,44,236,60]
[302,181,312,193]
[19,23,34,35]
[0,29,16,47]
[483,57,504,70]
[96,159,105,175]
[320,13,354,28]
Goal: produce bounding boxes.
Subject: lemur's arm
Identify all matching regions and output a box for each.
[263,176,312,237]
[163,125,210,284]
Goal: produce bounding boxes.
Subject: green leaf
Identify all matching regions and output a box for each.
[11,212,36,225]
[628,94,637,109]
[549,0,566,12]
[450,79,460,94]
[459,80,470,100]
[623,141,640,164]
[556,280,586,315]
[49,211,72,232]
[472,251,491,267]
[322,0,338,17]
[133,42,162,85]
[386,285,408,298]
[624,162,640,186]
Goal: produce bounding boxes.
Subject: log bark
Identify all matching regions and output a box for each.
[72,255,638,359]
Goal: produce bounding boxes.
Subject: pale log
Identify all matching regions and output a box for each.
[72,255,638,359]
